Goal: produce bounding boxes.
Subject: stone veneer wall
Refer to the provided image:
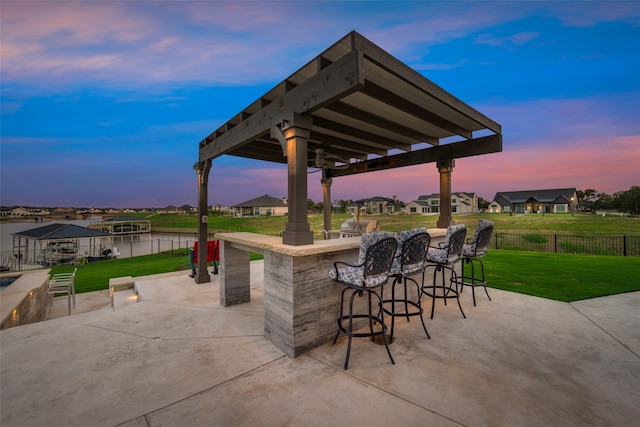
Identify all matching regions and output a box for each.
[1,277,49,330]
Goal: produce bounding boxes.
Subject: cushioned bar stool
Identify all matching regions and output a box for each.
[383,229,431,342]
[458,220,494,306]
[329,232,398,370]
[422,225,467,319]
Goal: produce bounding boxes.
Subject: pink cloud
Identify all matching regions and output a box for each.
[303,134,640,204]
[474,31,540,48]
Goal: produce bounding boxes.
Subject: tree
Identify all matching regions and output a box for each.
[477,197,490,210]
[333,199,352,213]
[612,186,640,215]
[577,189,597,210]
[307,198,322,213]
[595,192,613,210]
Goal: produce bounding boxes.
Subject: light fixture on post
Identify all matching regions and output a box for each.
[570,197,574,216]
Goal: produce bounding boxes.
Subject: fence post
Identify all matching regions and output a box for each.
[554,235,557,253]
[624,235,627,256]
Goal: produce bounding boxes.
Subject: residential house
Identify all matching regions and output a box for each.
[179,205,197,214]
[233,194,288,216]
[211,204,234,215]
[7,207,34,217]
[51,207,78,220]
[156,205,179,214]
[489,188,578,214]
[348,196,402,215]
[405,192,478,214]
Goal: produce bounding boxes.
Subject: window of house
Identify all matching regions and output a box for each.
[504,206,511,212]
[555,204,566,213]
[410,207,417,213]
[431,207,439,213]
[452,206,457,213]
[431,200,439,205]
[422,207,429,213]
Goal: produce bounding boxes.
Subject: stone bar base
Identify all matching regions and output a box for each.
[217,230,450,357]
[219,241,251,306]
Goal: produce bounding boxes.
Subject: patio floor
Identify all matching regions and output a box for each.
[1,260,639,426]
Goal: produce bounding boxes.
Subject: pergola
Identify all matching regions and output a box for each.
[194,31,502,283]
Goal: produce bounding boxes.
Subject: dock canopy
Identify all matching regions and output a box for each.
[11,223,112,268]
[193,31,502,282]
[98,216,151,235]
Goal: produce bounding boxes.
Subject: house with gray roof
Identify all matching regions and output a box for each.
[348,196,402,215]
[232,195,288,216]
[489,188,578,214]
[405,192,478,214]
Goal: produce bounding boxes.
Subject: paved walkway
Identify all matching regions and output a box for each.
[1,261,639,426]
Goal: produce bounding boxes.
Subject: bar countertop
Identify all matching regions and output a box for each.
[216,228,448,257]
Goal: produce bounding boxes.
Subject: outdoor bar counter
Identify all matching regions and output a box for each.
[217,229,449,357]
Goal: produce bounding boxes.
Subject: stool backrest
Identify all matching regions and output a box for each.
[446,227,467,262]
[400,232,431,272]
[472,220,494,257]
[363,237,398,281]
[358,231,396,264]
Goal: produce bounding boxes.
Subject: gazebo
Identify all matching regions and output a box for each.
[194,31,502,282]
[11,223,112,268]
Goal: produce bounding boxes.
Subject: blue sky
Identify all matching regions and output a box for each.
[1,1,639,208]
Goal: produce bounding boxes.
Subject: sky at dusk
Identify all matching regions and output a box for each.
[1,1,639,208]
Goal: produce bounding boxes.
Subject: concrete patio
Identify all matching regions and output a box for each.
[1,260,639,426]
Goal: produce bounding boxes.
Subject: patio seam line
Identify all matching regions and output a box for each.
[85,323,265,341]
[115,355,289,425]
[84,323,164,340]
[134,292,264,312]
[569,303,639,359]
[306,354,467,427]
[152,334,267,340]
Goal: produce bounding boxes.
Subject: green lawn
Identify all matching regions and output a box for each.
[482,250,640,302]
[50,250,263,294]
[51,252,193,293]
[147,211,640,238]
[51,247,640,303]
[49,213,640,301]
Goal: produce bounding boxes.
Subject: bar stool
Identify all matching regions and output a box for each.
[458,220,494,306]
[329,232,398,370]
[422,225,467,319]
[383,228,431,342]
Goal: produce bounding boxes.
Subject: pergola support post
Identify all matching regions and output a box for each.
[321,170,332,236]
[437,159,455,228]
[282,115,314,246]
[194,159,212,283]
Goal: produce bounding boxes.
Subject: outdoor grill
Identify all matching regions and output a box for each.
[339,218,378,238]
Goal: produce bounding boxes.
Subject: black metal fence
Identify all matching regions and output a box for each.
[3,233,639,273]
[492,233,640,256]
